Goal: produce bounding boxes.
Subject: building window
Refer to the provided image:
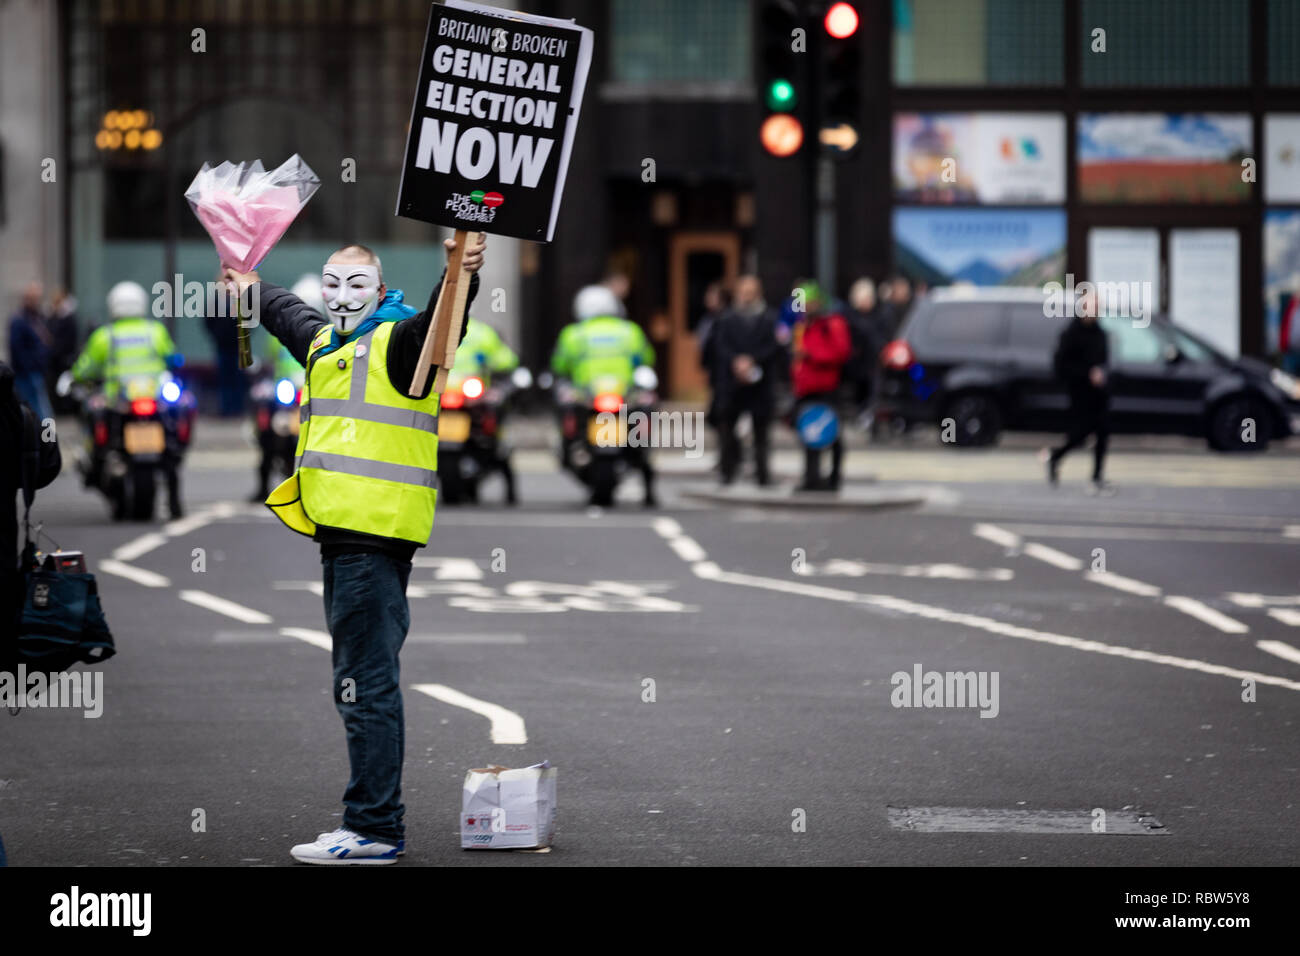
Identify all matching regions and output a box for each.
[1270,0,1300,85]
[610,0,751,85]
[1080,0,1249,87]
[894,0,1064,87]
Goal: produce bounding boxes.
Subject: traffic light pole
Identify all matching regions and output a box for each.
[804,1,837,297]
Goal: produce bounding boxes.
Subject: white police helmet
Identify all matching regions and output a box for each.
[106,281,150,319]
[572,284,624,322]
[291,273,326,314]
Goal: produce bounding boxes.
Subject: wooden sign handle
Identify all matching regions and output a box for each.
[409,228,479,397]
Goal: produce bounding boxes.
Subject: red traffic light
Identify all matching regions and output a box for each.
[824,2,858,38]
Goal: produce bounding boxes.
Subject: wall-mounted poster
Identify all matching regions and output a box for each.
[1169,229,1240,358]
[892,208,1066,288]
[893,112,1066,204]
[1077,113,1252,203]
[1264,209,1300,358]
[1264,115,1300,204]
[1087,228,1161,319]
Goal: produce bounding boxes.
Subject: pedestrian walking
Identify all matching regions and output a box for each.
[1045,290,1113,494]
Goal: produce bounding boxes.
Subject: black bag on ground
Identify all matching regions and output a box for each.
[7,402,115,673]
[17,560,115,671]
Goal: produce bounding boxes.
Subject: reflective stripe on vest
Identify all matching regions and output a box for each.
[293,322,441,545]
[298,450,438,488]
[300,398,437,433]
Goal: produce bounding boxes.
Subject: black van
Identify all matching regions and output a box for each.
[873,288,1300,451]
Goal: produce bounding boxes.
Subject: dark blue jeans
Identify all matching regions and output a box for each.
[322,552,413,844]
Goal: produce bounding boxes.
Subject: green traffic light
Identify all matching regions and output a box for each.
[766,78,796,111]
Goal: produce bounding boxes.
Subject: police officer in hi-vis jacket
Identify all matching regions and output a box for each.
[222,233,485,865]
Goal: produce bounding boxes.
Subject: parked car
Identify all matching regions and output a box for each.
[874,287,1300,451]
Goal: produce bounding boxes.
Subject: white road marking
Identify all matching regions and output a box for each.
[1227,592,1300,608]
[1257,640,1300,665]
[111,533,168,562]
[796,559,1014,581]
[685,562,1300,693]
[1267,608,1300,627]
[667,535,707,563]
[1162,597,1249,634]
[280,627,332,651]
[414,557,484,580]
[652,517,683,538]
[653,515,708,563]
[179,590,273,624]
[1022,542,1083,571]
[1083,570,1163,597]
[1285,525,1300,538]
[438,513,655,529]
[406,632,527,644]
[411,683,527,744]
[272,580,326,596]
[972,523,1021,549]
[1001,525,1298,545]
[98,559,170,588]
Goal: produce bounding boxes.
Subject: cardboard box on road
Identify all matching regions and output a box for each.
[461,761,557,850]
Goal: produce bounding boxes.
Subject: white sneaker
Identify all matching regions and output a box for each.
[314,830,405,856]
[291,827,400,865]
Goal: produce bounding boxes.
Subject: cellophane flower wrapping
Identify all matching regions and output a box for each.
[185,154,320,272]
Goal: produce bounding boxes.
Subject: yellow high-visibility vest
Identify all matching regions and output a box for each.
[266,322,440,545]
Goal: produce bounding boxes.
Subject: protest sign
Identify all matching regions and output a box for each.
[396,0,593,243]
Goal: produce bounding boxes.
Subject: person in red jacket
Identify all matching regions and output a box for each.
[790,282,852,491]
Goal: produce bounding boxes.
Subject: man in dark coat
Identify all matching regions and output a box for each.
[1046,291,1112,494]
[710,275,781,486]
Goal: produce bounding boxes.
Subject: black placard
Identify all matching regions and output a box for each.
[395,2,588,242]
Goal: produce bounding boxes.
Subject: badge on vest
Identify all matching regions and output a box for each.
[355,344,367,357]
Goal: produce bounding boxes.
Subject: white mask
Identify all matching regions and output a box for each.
[321,263,381,333]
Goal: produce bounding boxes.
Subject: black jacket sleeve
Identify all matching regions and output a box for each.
[387,271,480,399]
[255,283,330,367]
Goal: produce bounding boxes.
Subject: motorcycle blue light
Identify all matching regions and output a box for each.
[161,380,182,403]
[276,378,296,405]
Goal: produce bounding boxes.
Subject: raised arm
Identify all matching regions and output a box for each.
[387,234,486,399]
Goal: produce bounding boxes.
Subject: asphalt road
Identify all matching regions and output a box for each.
[3,424,1298,866]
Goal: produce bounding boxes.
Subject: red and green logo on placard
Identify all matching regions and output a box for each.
[470,190,505,208]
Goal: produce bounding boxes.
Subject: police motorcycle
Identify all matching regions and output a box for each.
[58,370,197,521]
[249,365,305,491]
[437,365,532,505]
[555,364,659,507]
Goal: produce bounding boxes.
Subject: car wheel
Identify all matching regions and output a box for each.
[1208,394,1269,453]
[943,392,1002,447]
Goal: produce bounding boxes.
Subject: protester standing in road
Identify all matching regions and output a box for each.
[223,235,484,865]
[1045,289,1113,495]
